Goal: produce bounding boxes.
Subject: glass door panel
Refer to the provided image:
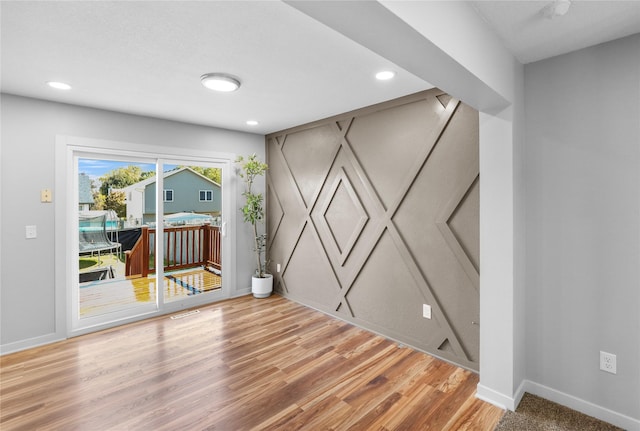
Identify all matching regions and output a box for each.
[75,155,158,325]
[160,162,223,305]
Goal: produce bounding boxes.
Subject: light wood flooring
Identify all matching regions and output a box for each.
[1,295,504,430]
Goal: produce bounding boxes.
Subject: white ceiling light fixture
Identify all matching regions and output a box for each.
[200,73,241,92]
[375,70,396,81]
[46,81,72,90]
[542,0,571,19]
[246,120,259,126]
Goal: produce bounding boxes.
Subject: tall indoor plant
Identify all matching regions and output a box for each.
[236,153,272,297]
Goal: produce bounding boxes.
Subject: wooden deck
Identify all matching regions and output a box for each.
[1,295,504,430]
[80,267,221,317]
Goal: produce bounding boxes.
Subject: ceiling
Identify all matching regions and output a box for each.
[2,1,639,135]
[471,0,640,64]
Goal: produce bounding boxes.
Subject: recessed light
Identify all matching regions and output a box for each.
[375,71,396,81]
[201,73,241,92]
[47,81,72,90]
[246,120,259,126]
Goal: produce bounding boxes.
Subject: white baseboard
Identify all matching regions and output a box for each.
[0,333,65,356]
[2,291,252,356]
[476,383,514,411]
[513,378,527,408]
[232,287,252,297]
[522,380,640,431]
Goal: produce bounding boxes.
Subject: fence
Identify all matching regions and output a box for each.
[125,224,221,277]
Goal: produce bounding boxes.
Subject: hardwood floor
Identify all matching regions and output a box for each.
[1,295,504,430]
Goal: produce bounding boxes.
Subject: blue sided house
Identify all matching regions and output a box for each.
[121,167,221,225]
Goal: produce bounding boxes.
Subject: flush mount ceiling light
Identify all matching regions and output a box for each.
[246,120,259,126]
[375,70,396,81]
[47,81,72,90]
[200,73,241,92]
[542,0,571,18]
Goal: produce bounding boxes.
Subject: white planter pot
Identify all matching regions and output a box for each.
[252,274,273,298]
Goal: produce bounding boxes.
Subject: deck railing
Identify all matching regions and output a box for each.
[125,224,221,277]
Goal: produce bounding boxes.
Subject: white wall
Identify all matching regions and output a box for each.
[524,34,640,428]
[379,0,517,106]
[0,94,264,350]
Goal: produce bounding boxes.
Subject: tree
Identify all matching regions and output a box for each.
[99,166,149,195]
[185,166,222,185]
[94,166,155,217]
[91,191,105,210]
[104,191,126,218]
[140,170,155,180]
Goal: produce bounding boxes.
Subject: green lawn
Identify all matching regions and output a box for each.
[79,257,100,270]
[79,253,125,270]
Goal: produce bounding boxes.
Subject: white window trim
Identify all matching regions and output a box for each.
[199,189,214,202]
[164,189,174,202]
[55,134,237,340]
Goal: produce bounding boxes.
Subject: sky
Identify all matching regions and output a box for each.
[78,158,176,180]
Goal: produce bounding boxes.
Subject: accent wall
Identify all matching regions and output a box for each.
[266,88,480,371]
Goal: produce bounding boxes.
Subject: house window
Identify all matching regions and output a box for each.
[199,190,213,202]
[164,189,174,202]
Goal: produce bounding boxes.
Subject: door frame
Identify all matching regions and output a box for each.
[55,135,236,338]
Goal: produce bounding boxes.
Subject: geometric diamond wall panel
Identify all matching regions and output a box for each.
[346,230,439,344]
[319,168,368,265]
[280,124,339,208]
[267,89,479,370]
[447,177,480,274]
[282,223,341,307]
[346,99,437,210]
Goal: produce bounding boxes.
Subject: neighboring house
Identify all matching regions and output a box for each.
[78,173,94,211]
[120,167,221,225]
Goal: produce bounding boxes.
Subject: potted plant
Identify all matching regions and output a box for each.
[236,153,272,298]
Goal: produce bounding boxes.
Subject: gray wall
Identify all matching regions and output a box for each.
[0,94,264,348]
[525,34,640,421]
[267,89,480,371]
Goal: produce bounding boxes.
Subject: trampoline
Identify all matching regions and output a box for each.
[79,213,122,264]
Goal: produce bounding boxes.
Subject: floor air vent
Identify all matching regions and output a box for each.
[170,309,200,320]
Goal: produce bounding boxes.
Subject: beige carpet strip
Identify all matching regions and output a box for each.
[495,393,623,431]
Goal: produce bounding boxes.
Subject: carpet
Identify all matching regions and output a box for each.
[494,393,624,431]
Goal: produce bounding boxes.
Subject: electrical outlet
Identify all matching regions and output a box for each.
[600,351,617,374]
[422,304,431,319]
[25,225,37,239]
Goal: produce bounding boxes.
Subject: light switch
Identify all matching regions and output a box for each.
[41,189,52,203]
[26,225,37,239]
[423,304,432,319]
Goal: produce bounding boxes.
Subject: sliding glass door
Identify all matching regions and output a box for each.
[72,150,227,331]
